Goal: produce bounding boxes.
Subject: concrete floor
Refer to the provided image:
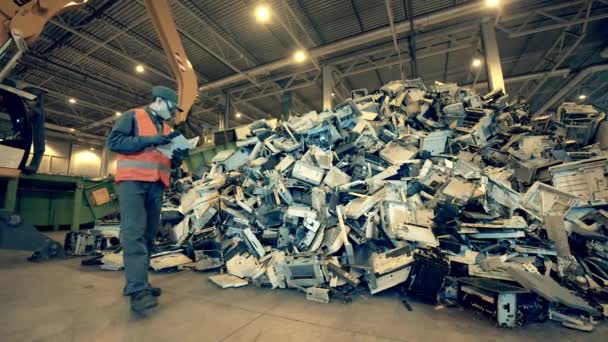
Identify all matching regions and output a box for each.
[0,232,606,342]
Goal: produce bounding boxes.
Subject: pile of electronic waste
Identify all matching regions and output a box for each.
[83,78,608,331]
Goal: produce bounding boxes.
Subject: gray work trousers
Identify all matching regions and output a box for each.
[118,180,164,295]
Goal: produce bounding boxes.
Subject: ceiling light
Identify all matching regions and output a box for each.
[331,92,335,97]
[70,128,75,132]
[64,1,89,9]
[578,94,587,100]
[68,98,77,104]
[485,0,500,7]
[254,4,271,23]
[135,64,145,73]
[115,111,121,116]
[89,147,95,151]
[293,50,307,63]
[236,112,242,118]
[471,58,482,68]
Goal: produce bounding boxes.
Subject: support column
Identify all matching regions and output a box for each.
[100,142,109,177]
[281,91,293,120]
[71,180,83,232]
[406,0,418,79]
[65,142,72,175]
[322,66,335,111]
[4,177,19,212]
[220,93,230,130]
[481,18,505,92]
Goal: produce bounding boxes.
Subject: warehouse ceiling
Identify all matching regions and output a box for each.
[7,0,608,137]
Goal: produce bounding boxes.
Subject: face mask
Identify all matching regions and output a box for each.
[155,100,172,120]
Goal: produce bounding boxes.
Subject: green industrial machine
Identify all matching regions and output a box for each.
[184,121,279,173]
[2,173,119,231]
[184,142,237,175]
[0,172,119,261]
[0,132,235,260]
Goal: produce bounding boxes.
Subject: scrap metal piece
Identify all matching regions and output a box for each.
[336,205,355,265]
[170,216,191,244]
[227,253,263,279]
[306,287,330,303]
[520,182,577,220]
[323,167,351,188]
[285,206,317,220]
[506,266,600,315]
[421,130,451,155]
[193,255,224,271]
[243,227,266,258]
[556,103,605,145]
[275,154,295,173]
[344,189,385,220]
[368,266,411,295]
[100,252,124,271]
[327,261,361,287]
[452,159,482,180]
[209,274,248,288]
[277,227,290,249]
[468,264,515,281]
[549,157,608,202]
[441,178,477,203]
[311,187,327,219]
[212,150,234,162]
[307,125,335,150]
[312,147,333,170]
[469,231,525,239]
[295,217,322,251]
[459,216,527,230]
[549,309,596,332]
[544,215,571,257]
[471,113,495,146]
[292,161,325,185]
[483,177,521,217]
[150,252,192,271]
[192,207,218,230]
[266,250,287,288]
[275,180,294,205]
[321,226,344,256]
[404,250,450,304]
[282,253,325,288]
[64,231,99,256]
[381,201,438,246]
[380,141,418,165]
[223,149,250,170]
[371,247,414,275]
[457,278,531,328]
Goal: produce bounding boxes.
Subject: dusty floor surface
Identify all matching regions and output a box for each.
[0,231,606,342]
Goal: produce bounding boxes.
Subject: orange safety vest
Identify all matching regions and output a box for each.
[115,108,172,187]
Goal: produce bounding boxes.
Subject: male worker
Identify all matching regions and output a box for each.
[107,86,188,313]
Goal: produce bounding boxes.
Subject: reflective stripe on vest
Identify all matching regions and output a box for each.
[116,160,172,174]
[115,108,172,187]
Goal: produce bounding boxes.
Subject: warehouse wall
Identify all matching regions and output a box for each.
[29,136,110,178]
[38,139,71,175]
[69,144,102,178]
[107,151,117,176]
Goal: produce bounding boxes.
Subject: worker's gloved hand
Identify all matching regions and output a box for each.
[171,148,189,168]
[146,134,172,146]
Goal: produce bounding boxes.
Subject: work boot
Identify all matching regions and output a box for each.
[123,285,162,297]
[149,286,162,297]
[130,289,158,313]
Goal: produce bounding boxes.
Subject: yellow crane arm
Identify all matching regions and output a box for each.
[144,0,198,124]
[0,0,88,47]
[0,0,198,124]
